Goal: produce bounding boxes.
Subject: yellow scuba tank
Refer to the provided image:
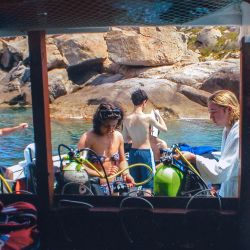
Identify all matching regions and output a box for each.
[154,158,184,197]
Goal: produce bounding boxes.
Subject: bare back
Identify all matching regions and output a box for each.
[123,112,167,149]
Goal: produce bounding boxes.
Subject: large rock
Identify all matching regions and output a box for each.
[105,27,188,66]
[48,68,77,102]
[106,60,239,90]
[200,66,240,98]
[0,62,31,105]
[46,38,68,70]
[0,69,7,83]
[196,27,222,47]
[179,85,210,107]
[0,37,28,70]
[67,58,104,85]
[51,77,208,119]
[55,33,108,66]
[107,64,176,79]
[85,73,124,86]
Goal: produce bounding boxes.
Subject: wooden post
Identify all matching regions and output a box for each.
[239,36,250,250]
[28,31,53,248]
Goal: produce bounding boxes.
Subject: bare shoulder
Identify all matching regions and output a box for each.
[145,113,154,122]
[79,130,95,143]
[114,130,123,139]
[124,113,133,120]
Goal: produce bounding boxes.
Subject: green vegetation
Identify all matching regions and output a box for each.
[185,26,239,61]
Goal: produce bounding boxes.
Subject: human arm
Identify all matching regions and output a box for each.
[77,132,103,177]
[122,121,131,143]
[0,123,28,136]
[122,121,132,143]
[154,109,167,128]
[118,133,135,185]
[149,112,168,133]
[177,126,239,184]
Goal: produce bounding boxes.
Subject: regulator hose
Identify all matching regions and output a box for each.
[82,160,153,186]
[58,144,73,171]
[0,174,12,193]
[77,148,112,195]
[58,145,154,194]
[58,145,112,195]
[173,147,208,189]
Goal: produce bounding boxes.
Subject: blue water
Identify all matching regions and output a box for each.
[0,108,222,167]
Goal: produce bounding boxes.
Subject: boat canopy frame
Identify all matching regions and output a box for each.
[1,1,250,249]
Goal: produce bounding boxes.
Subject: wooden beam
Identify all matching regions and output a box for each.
[239,36,250,250]
[28,31,54,248]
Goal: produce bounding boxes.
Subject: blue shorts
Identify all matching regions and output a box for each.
[128,148,155,189]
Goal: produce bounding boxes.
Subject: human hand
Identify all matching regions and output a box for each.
[123,173,135,187]
[109,166,119,176]
[18,123,28,130]
[173,151,196,163]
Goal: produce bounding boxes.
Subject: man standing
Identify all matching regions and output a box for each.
[123,89,168,193]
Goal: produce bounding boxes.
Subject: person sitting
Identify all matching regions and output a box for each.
[78,101,135,195]
[0,123,28,136]
[149,109,168,165]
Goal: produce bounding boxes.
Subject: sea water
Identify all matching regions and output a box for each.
[0,108,222,167]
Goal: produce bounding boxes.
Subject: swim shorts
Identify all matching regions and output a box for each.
[128,148,155,189]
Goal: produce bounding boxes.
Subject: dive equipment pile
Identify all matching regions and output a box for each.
[0,143,210,197]
[154,144,208,197]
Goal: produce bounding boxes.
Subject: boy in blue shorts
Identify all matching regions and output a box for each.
[123,89,168,194]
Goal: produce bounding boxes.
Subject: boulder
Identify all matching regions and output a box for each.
[51,77,208,119]
[165,60,239,88]
[48,68,76,102]
[0,38,28,70]
[67,58,104,85]
[179,85,210,107]
[200,67,240,98]
[105,26,187,66]
[46,38,68,70]
[55,33,108,66]
[8,92,27,106]
[106,60,239,90]
[0,69,8,83]
[196,27,222,47]
[85,73,124,86]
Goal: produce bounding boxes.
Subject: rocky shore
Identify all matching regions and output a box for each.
[0,26,240,119]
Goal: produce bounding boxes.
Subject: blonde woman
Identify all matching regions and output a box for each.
[177,90,240,197]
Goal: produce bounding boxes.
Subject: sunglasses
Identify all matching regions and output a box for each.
[99,109,121,120]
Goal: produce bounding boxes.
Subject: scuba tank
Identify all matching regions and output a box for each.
[154,145,208,197]
[62,152,89,184]
[154,156,184,197]
[56,144,90,194]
